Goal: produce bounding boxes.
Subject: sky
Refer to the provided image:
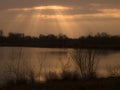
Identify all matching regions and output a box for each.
[0,0,120,38]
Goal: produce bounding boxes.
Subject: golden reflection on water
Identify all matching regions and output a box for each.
[0,47,120,82]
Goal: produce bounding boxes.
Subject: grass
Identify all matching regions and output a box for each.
[1,77,120,90]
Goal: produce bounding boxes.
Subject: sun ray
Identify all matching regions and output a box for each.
[53,8,80,37]
[5,12,27,34]
[6,5,82,37]
[23,11,42,36]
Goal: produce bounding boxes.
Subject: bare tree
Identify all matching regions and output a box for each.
[60,59,71,73]
[70,49,99,79]
[107,64,120,77]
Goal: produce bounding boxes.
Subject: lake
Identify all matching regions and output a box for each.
[0,47,120,84]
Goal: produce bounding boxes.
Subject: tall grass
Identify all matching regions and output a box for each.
[4,48,35,84]
[37,52,47,81]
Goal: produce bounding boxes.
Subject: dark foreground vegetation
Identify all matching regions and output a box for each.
[0,30,120,49]
[1,77,120,90]
[0,30,120,90]
[1,48,120,90]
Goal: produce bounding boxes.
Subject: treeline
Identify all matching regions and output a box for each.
[0,30,120,49]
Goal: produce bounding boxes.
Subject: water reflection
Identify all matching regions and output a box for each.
[0,47,120,83]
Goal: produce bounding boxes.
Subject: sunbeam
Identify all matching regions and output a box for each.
[5,12,27,33]
[4,5,115,37]
[53,8,81,37]
[24,10,42,36]
[6,5,74,36]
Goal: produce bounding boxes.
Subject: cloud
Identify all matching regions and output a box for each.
[7,7,120,19]
[8,5,73,11]
[0,0,120,37]
[99,9,120,18]
[1,0,120,10]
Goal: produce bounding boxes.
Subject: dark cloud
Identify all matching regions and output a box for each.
[0,0,120,10]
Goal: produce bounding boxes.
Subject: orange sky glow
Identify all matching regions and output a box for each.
[0,0,120,38]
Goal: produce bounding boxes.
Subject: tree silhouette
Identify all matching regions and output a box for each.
[0,30,3,37]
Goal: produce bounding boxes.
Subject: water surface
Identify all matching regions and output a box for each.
[0,47,120,84]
